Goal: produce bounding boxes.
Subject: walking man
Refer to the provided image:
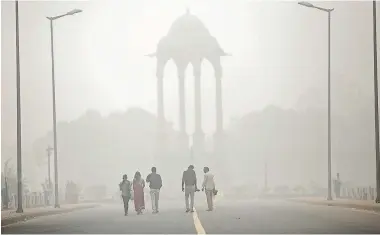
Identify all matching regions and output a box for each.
[334,173,342,198]
[202,167,215,211]
[182,165,199,213]
[146,167,162,214]
[119,174,132,216]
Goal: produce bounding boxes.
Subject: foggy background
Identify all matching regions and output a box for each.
[1,0,379,195]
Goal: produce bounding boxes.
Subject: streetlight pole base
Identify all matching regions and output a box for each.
[16,207,23,213]
[376,197,380,203]
[327,195,333,201]
[54,204,60,208]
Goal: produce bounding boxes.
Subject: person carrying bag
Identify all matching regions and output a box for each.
[202,167,216,212]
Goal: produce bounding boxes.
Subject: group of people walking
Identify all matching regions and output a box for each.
[119,165,216,216]
[119,167,162,216]
[182,165,217,213]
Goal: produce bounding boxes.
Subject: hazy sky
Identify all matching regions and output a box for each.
[2,0,379,146]
[2,0,380,191]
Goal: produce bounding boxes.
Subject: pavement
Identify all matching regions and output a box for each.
[2,195,380,234]
[289,197,380,212]
[1,203,100,227]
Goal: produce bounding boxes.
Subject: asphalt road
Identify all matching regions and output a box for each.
[2,197,380,234]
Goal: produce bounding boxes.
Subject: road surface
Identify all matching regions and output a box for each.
[2,197,380,234]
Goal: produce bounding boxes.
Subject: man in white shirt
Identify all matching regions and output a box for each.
[202,167,215,211]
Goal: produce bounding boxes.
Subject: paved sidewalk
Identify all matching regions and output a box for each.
[1,203,100,227]
[289,197,380,212]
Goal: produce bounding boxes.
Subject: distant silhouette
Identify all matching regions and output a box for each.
[32,108,181,189]
[334,173,342,198]
[65,181,79,204]
[2,182,9,209]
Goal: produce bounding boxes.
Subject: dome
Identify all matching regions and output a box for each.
[167,10,210,37]
[150,9,229,59]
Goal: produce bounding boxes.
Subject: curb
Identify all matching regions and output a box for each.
[1,204,100,227]
[288,198,380,212]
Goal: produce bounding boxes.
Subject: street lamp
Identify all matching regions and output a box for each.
[47,8,82,208]
[298,1,334,201]
[298,1,314,8]
[372,0,380,204]
[15,0,23,213]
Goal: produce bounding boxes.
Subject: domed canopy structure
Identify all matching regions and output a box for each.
[167,9,210,38]
[148,9,229,161]
[149,9,228,63]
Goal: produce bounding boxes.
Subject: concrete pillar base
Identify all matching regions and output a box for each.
[213,131,225,155]
[212,131,229,185]
[178,132,189,154]
[155,129,167,161]
[193,131,205,157]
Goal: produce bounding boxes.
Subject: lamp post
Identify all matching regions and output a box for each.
[15,0,23,213]
[298,1,334,201]
[372,0,380,204]
[47,8,82,208]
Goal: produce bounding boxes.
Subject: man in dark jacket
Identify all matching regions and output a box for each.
[182,165,199,213]
[146,167,162,214]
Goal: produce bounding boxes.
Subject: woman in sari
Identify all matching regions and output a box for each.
[133,171,145,214]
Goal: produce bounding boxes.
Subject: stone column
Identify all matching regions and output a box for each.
[215,73,223,134]
[192,60,204,156]
[156,60,166,159]
[157,75,164,129]
[177,66,188,153]
[212,58,224,157]
[213,64,226,184]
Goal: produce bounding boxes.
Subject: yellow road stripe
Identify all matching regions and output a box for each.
[192,208,206,234]
[193,191,224,234]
